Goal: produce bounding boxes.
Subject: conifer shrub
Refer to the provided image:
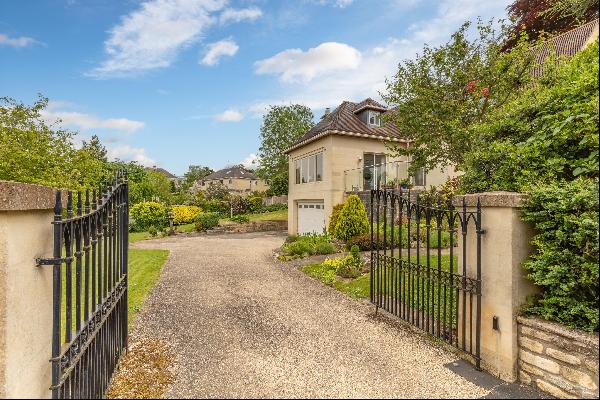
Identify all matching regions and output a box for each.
[334,195,369,241]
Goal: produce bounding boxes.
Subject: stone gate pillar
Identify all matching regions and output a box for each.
[454,191,539,382]
[0,181,57,399]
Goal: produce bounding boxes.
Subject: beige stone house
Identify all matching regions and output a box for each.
[285,98,457,235]
[192,165,269,195]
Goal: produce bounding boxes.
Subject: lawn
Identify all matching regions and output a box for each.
[60,244,169,338]
[128,248,169,325]
[302,254,462,325]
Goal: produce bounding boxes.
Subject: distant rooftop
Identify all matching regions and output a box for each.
[203,165,258,181]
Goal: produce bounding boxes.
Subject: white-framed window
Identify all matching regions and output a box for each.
[412,168,426,186]
[368,111,381,127]
[294,152,324,184]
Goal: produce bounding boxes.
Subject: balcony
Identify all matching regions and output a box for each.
[343,160,425,192]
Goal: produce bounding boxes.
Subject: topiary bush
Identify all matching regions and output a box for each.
[130,201,168,231]
[328,203,344,235]
[334,195,370,241]
[171,205,203,225]
[521,178,599,332]
[194,212,221,232]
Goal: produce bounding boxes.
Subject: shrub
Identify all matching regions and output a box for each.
[345,234,374,251]
[130,201,168,231]
[194,212,221,232]
[521,178,599,331]
[282,233,336,257]
[148,226,158,237]
[285,235,298,243]
[248,196,264,213]
[328,203,344,235]
[334,195,370,241]
[199,199,229,216]
[336,246,362,279]
[263,203,287,212]
[231,214,250,223]
[230,195,250,215]
[171,205,203,225]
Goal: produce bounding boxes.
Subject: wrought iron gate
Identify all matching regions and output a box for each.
[39,172,129,398]
[369,189,482,368]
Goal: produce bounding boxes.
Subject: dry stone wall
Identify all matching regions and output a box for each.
[517,316,599,399]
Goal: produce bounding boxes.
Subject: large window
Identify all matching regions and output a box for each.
[295,152,324,184]
[363,153,386,190]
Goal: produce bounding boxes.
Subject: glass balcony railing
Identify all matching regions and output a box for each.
[344,161,425,192]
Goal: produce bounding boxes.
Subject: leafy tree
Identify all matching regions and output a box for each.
[204,181,230,201]
[181,165,213,190]
[383,21,535,173]
[257,104,314,195]
[460,40,599,192]
[504,0,599,49]
[460,41,599,331]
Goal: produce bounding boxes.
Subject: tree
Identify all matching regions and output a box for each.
[382,20,535,173]
[181,165,213,190]
[256,104,314,195]
[504,0,599,49]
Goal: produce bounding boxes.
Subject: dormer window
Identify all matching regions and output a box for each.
[368,111,381,127]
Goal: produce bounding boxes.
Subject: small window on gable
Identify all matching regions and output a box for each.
[368,111,381,127]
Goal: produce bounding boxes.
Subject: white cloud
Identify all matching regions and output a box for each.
[251,0,510,110]
[254,42,361,83]
[219,7,262,24]
[88,0,226,78]
[335,0,354,7]
[0,33,38,47]
[240,153,259,168]
[41,101,145,133]
[107,145,156,166]
[214,108,243,122]
[200,38,239,66]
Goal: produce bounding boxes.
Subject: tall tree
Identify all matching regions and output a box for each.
[382,21,535,173]
[256,104,314,195]
[504,0,599,49]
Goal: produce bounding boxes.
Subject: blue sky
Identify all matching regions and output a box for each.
[1,0,510,175]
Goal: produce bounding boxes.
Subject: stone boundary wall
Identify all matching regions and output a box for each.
[517,316,599,399]
[262,195,288,206]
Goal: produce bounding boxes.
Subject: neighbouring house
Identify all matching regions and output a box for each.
[192,164,269,195]
[285,98,458,235]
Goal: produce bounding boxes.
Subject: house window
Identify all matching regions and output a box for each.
[301,158,309,183]
[413,168,426,186]
[308,155,316,182]
[316,153,323,181]
[368,111,381,127]
[363,153,386,190]
[295,152,324,184]
[295,160,301,184]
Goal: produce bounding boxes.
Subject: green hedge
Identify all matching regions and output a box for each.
[521,179,599,331]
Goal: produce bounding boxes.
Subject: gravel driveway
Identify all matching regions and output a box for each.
[131,231,490,398]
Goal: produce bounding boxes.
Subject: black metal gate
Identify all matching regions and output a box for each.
[369,189,482,368]
[39,172,129,398]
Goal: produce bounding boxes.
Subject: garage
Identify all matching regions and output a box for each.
[297,202,325,235]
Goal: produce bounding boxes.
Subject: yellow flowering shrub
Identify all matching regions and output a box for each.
[171,205,203,225]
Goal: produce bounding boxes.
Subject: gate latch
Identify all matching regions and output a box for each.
[35,257,72,267]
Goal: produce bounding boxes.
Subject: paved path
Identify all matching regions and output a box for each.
[131,231,491,398]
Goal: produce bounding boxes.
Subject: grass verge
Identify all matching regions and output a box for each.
[128,248,169,325]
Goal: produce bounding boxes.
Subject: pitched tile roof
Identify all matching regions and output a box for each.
[203,165,258,180]
[532,19,599,77]
[286,98,403,153]
[146,166,178,179]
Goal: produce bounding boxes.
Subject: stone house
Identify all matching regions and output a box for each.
[285,98,458,235]
[192,165,269,195]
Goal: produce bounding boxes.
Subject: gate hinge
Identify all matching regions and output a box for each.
[35,257,72,267]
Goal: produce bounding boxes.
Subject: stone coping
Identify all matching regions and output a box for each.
[453,191,528,208]
[517,316,599,350]
[0,180,63,211]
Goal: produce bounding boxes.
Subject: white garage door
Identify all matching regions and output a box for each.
[298,202,325,235]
